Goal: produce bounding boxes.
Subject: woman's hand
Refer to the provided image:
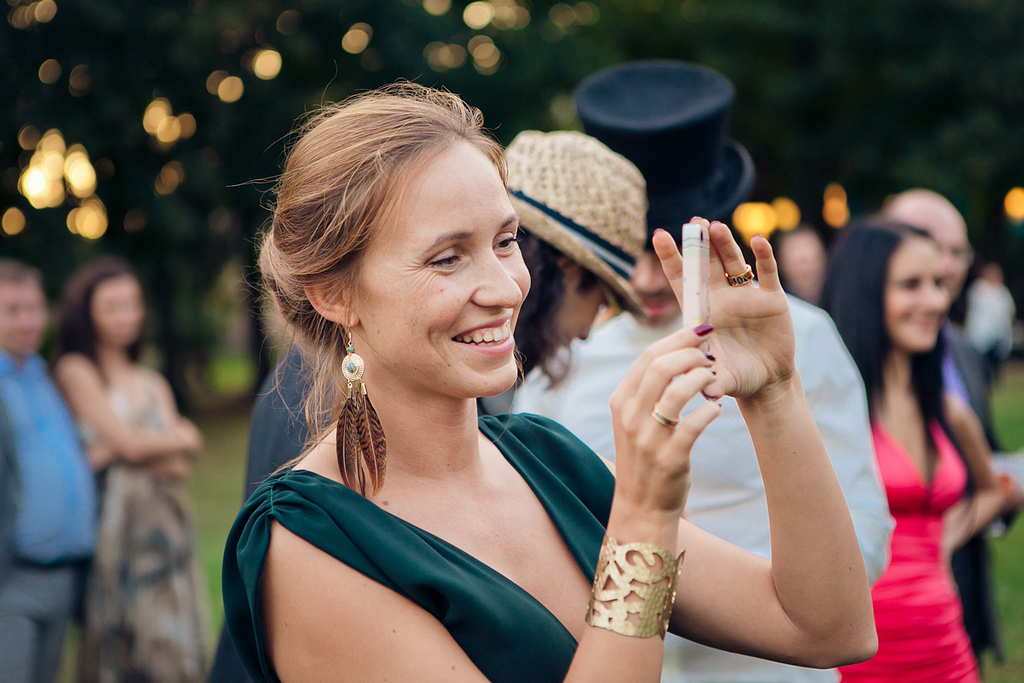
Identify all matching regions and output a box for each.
[652,220,795,399]
[609,325,722,520]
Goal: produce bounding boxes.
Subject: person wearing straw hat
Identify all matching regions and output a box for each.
[503,130,646,387]
[514,60,892,683]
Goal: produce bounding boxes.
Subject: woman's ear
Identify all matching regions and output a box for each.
[304,283,359,328]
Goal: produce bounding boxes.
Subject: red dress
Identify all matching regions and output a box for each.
[840,421,979,682]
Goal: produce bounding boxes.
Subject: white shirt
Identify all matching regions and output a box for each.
[514,295,893,683]
[965,278,1016,358]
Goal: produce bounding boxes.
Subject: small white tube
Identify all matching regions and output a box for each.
[680,222,710,329]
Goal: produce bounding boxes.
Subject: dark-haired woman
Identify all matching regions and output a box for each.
[501,130,647,391]
[53,258,209,683]
[821,221,1021,682]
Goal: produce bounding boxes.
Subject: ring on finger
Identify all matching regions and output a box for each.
[726,264,754,287]
[651,403,680,428]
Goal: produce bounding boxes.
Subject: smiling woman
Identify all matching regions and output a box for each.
[221,83,878,683]
[820,220,1024,682]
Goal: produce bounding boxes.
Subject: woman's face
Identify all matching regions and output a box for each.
[350,142,530,400]
[90,274,145,350]
[884,236,949,355]
[556,262,607,347]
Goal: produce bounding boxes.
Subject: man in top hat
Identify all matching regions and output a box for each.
[514,60,892,683]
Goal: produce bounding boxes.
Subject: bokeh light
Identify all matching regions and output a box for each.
[464,2,494,29]
[1005,187,1024,223]
[38,58,61,84]
[252,49,282,79]
[423,0,451,16]
[771,197,801,230]
[19,129,67,209]
[64,145,97,198]
[217,76,244,103]
[68,64,91,95]
[206,70,229,94]
[822,182,849,228]
[67,197,108,239]
[154,161,185,195]
[732,202,778,244]
[342,24,372,54]
[2,208,26,236]
[469,36,501,74]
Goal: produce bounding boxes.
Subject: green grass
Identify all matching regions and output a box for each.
[983,360,1024,682]
[59,361,1024,680]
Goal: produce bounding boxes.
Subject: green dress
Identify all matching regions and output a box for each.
[222,413,615,683]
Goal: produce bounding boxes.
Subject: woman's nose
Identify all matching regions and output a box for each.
[475,254,528,309]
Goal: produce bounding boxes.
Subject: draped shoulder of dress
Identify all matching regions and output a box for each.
[222,412,616,683]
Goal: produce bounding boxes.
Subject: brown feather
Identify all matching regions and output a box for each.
[358,392,387,495]
[336,392,365,494]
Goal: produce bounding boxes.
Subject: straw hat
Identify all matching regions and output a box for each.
[505,130,646,315]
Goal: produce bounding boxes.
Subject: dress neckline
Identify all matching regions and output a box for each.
[280,415,589,645]
[874,419,946,488]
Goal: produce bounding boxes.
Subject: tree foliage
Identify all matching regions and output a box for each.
[2,0,1023,402]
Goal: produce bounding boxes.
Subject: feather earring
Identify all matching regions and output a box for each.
[336,335,387,496]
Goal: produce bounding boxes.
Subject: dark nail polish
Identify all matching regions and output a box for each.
[710,369,717,376]
[694,323,714,337]
[704,350,716,362]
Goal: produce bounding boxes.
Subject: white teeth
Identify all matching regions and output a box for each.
[455,322,511,345]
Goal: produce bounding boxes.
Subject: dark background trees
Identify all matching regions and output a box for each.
[3,0,1023,406]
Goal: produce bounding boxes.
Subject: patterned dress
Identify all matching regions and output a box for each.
[78,378,209,683]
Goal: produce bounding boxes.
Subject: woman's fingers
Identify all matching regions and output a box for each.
[670,398,722,448]
[750,234,783,293]
[652,229,683,284]
[708,220,749,284]
[613,323,713,398]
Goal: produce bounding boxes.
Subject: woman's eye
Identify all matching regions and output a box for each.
[497,233,520,250]
[429,254,460,268]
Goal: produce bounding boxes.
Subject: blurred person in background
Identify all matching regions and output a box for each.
[0,259,97,683]
[773,224,828,305]
[882,189,1011,661]
[53,257,209,683]
[514,60,892,683]
[821,220,1023,682]
[965,260,1015,383]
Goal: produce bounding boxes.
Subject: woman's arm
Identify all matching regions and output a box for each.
[53,354,201,467]
[649,223,875,666]
[668,375,876,667]
[942,395,1020,550]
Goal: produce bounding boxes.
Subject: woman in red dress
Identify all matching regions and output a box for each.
[822,220,1022,682]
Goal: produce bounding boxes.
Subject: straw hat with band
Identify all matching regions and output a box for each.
[504,130,647,315]
[573,60,756,243]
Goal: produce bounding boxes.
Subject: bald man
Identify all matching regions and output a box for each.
[882,188,1004,660]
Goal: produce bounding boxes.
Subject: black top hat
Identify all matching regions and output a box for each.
[574,60,755,241]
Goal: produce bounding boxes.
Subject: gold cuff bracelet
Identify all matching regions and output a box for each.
[586,536,683,639]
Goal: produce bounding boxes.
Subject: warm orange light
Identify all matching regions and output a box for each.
[1005,187,1024,223]
[732,202,778,245]
[2,208,26,236]
[252,49,282,79]
[771,197,801,231]
[217,76,244,103]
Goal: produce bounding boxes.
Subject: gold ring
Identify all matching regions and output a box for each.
[726,264,754,287]
[651,404,680,428]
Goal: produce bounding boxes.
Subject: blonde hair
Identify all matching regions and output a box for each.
[260,83,505,454]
